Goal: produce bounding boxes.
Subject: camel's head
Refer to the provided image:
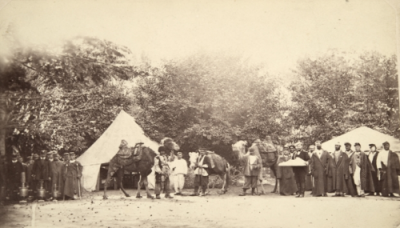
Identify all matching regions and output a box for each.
[232,140,248,159]
[188,152,199,169]
[161,137,180,153]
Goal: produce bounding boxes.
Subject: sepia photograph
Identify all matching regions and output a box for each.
[0,0,400,227]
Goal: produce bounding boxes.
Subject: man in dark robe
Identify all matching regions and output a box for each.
[344,142,357,197]
[7,154,23,201]
[377,142,400,197]
[48,152,64,200]
[350,143,375,197]
[367,144,381,196]
[25,156,34,190]
[32,151,51,200]
[291,143,310,198]
[276,149,297,196]
[329,142,349,197]
[60,152,70,197]
[63,152,83,200]
[309,141,330,197]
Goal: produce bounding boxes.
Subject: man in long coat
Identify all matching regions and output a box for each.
[291,143,310,198]
[329,142,349,197]
[309,141,330,197]
[238,147,262,196]
[350,143,375,197]
[25,156,34,189]
[343,142,357,196]
[63,152,82,200]
[60,152,70,197]
[367,144,381,196]
[276,149,297,196]
[7,154,23,201]
[48,152,64,200]
[32,151,51,200]
[377,141,400,197]
[305,145,315,193]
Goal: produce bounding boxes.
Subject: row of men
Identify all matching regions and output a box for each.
[3,151,82,201]
[275,141,400,198]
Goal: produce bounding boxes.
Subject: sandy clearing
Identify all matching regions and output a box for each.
[1,186,399,228]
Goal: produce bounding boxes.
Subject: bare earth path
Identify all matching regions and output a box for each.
[1,185,400,228]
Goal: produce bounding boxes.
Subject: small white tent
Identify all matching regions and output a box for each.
[322,126,400,151]
[77,110,160,191]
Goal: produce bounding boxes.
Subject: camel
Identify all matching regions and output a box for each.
[232,136,280,194]
[188,151,231,194]
[103,138,179,200]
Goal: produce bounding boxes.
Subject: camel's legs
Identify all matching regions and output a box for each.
[103,170,112,200]
[271,166,278,193]
[136,174,143,198]
[117,169,130,197]
[142,176,154,199]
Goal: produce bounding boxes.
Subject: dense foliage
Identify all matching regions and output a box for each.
[1,35,398,167]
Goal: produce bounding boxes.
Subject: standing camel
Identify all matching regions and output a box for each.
[188,151,231,194]
[232,136,280,194]
[103,138,180,200]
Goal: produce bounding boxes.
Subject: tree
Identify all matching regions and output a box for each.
[288,51,399,145]
[1,36,137,159]
[132,53,285,163]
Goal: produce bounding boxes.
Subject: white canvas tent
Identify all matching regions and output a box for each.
[77,110,160,191]
[322,126,400,151]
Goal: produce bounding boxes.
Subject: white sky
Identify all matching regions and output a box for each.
[0,0,398,76]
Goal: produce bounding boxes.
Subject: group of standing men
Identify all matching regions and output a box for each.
[3,150,83,202]
[278,141,400,198]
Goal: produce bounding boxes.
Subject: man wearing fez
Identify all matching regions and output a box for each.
[7,154,23,201]
[329,142,349,197]
[190,147,211,196]
[350,143,375,197]
[32,151,51,200]
[368,144,381,196]
[309,141,330,197]
[291,142,310,198]
[377,142,400,197]
[63,152,83,200]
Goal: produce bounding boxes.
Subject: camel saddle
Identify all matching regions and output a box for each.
[116,142,147,166]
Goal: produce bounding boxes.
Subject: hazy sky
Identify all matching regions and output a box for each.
[0,0,398,76]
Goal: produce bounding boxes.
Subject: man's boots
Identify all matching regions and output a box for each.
[239,189,247,196]
[251,188,256,196]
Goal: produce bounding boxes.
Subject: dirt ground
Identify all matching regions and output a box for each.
[1,184,400,228]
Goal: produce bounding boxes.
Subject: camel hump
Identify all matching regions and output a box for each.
[258,142,277,153]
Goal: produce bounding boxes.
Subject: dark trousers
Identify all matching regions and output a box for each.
[155,173,170,196]
[243,176,258,189]
[194,175,209,193]
[293,167,306,194]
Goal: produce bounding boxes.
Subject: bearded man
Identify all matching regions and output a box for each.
[309,141,330,197]
[329,142,349,197]
[377,142,400,197]
[368,144,381,196]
